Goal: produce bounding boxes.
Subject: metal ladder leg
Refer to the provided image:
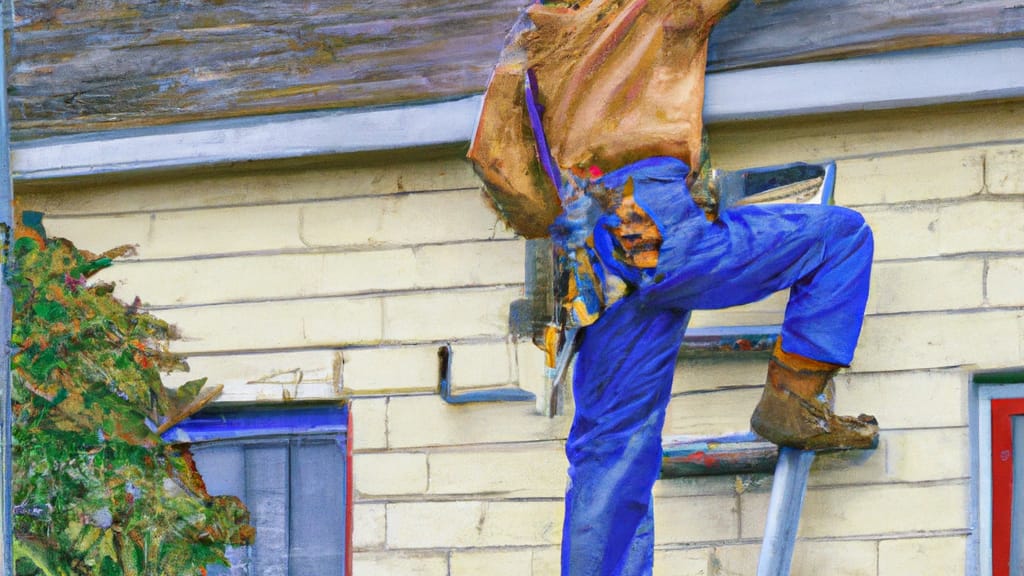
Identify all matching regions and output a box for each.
[756,447,816,576]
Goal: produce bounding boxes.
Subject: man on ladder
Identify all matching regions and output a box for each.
[468,1,879,574]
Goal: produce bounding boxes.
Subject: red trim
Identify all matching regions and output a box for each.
[345,407,354,576]
[991,398,1024,576]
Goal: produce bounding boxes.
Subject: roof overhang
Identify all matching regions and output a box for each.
[13,39,1024,181]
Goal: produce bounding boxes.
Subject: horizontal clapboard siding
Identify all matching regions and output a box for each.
[15,100,1024,574]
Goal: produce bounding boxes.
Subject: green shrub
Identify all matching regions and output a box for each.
[9,220,253,576]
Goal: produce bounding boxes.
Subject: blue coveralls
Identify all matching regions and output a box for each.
[558,157,873,575]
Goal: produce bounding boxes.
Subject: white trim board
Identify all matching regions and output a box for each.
[703,38,1024,121]
[12,39,1024,181]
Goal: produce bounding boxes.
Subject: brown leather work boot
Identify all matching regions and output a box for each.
[750,341,879,451]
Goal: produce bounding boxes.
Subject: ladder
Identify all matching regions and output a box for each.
[756,448,816,576]
[663,436,867,575]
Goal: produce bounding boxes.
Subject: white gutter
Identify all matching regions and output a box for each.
[703,38,1024,121]
[12,39,1024,181]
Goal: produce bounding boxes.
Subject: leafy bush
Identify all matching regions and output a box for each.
[9,220,253,576]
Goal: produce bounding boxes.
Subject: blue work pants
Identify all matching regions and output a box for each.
[560,158,873,575]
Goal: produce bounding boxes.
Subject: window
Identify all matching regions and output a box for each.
[163,403,352,576]
[973,372,1024,576]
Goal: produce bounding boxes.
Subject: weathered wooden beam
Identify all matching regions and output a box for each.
[708,0,1024,71]
[11,40,1024,181]
[8,1,1024,139]
[9,0,526,139]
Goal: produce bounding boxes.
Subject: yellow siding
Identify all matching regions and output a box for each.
[15,98,1024,575]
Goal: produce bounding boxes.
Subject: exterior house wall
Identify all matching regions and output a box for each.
[14,97,1024,575]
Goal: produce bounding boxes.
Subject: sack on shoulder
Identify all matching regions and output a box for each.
[467,12,561,239]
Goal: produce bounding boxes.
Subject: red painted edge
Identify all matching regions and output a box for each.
[346,407,354,576]
[991,398,1024,576]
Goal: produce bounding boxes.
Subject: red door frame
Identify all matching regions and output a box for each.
[346,407,354,576]
[991,398,1024,576]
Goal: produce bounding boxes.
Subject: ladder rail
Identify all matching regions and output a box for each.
[756,447,816,576]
